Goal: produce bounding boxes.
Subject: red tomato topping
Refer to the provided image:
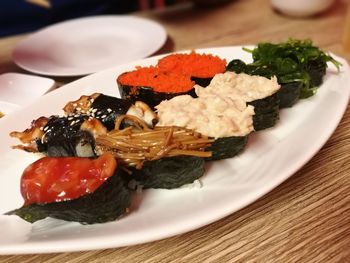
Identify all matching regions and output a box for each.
[21,152,117,206]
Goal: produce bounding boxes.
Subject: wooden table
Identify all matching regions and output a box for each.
[1,0,350,262]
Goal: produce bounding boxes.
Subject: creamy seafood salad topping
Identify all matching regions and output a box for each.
[156,95,254,138]
[195,72,280,102]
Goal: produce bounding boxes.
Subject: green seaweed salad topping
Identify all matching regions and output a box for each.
[227,39,342,100]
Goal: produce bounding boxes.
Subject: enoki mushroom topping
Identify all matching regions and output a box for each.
[95,115,213,169]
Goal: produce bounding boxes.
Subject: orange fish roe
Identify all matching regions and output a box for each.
[117,66,195,93]
[157,51,227,78]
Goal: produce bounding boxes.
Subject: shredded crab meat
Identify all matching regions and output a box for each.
[195,72,280,102]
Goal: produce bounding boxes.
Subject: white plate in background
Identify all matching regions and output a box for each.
[0,46,349,254]
[13,15,167,77]
[0,73,55,106]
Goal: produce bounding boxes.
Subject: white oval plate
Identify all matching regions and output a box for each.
[0,101,19,116]
[13,15,167,77]
[0,46,349,255]
[0,73,55,106]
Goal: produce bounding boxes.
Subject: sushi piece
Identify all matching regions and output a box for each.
[95,115,213,189]
[239,39,342,102]
[226,58,302,108]
[277,79,303,108]
[195,71,280,131]
[63,93,157,130]
[117,66,195,109]
[156,94,255,161]
[10,115,102,157]
[6,153,131,224]
[10,94,157,157]
[248,39,341,90]
[157,51,227,87]
[39,115,96,157]
[306,58,327,87]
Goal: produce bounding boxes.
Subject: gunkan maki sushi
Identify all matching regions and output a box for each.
[117,66,195,109]
[157,51,227,87]
[156,94,255,161]
[6,153,131,224]
[228,40,342,107]
[226,58,302,108]
[195,72,281,131]
[95,115,213,189]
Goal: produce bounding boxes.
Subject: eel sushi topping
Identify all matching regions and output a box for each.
[195,72,280,131]
[117,66,195,109]
[10,116,49,153]
[63,93,157,129]
[10,94,157,157]
[157,51,227,87]
[156,94,255,160]
[10,115,98,157]
[6,152,131,224]
[95,115,213,189]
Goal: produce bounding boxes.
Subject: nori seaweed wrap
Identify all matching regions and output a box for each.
[248,92,280,131]
[277,82,302,108]
[305,58,327,87]
[206,136,248,161]
[127,156,205,189]
[190,76,213,87]
[37,115,96,157]
[90,94,133,130]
